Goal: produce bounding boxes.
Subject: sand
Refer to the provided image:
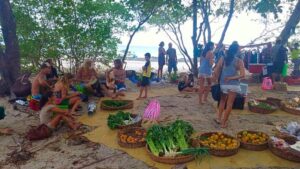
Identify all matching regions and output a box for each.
[0,82,300,169]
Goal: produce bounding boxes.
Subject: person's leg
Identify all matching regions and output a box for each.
[203,78,211,102]
[47,115,63,128]
[198,77,205,104]
[221,91,237,128]
[69,97,81,114]
[0,128,13,135]
[217,93,227,123]
[137,87,145,99]
[143,86,148,98]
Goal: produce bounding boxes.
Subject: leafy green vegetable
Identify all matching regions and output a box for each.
[107,111,132,129]
[102,100,128,108]
[250,101,274,110]
[146,120,196,157]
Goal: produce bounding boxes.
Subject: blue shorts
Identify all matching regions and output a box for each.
[141,77,150,87]
[116,83,126,91]
[168,61,177,72]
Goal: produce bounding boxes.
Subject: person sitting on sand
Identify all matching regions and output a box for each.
[178,73,196,92]
[76,59,98,94]
[137,53,152,100]
[39,92,80,130]
[53,73,82,115]
[31,62,52,100]
[106,59,126,97]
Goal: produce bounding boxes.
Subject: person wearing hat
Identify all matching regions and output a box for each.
[290,43,300,75]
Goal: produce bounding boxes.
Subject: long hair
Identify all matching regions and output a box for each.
[58,73,73,88]
[202,42,214,58]
[39,92,53,109]
[225,43,240,66]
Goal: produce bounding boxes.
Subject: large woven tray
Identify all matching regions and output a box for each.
[101,100,133,110]
[192,132,240,157]
[117,127,146,148]
[281,103,300,116]
[146,145,194,164]
[248,100,277,114]
[117,114,142,129]
[237,130,269,151]
[268,139,300,162]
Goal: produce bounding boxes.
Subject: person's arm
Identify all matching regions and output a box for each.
[38,76,51,88]
[225,59,245,81]
[175,49,177,62]
[166,49,169,63]
[212,57,223,82]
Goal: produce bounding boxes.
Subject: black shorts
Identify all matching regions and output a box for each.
[141,77,150,87]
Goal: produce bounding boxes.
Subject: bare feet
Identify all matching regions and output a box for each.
[221,121,228,128]
[0,128,13,135]
[213,118,221,124]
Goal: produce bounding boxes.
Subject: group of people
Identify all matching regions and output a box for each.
[157,42,178,80]
[30,58,127,131]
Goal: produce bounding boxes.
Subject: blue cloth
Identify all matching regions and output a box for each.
[116,82,126,91]
[220,57,240,86]
[32,94,42,100]
[199,57,212,76]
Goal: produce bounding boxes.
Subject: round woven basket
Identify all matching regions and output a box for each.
[268,139,300,162]
[248,100,277,114]
[101,100,134,110]
[275,130,298,145]
[266,97,282,107]
[117,127,146,148]
[146,145,194,164]
[192,132,240,157]
[237,130,269,151]
[281,104,300,116]
[117,114,142,130]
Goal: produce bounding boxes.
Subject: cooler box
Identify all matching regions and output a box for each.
[249,64,265,74]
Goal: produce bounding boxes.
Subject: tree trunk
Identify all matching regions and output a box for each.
[192,0,198,76]
[0,0,20,95]
[218,0,235,47]
[278,0,300,45]
[122,24,142,62]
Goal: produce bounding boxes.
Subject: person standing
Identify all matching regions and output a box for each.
[137,53,151,100]
[213,42,245,128]
[271,39,288,82]
[198,42,214,104]
[158,41,166,81]
[166,43,177,75]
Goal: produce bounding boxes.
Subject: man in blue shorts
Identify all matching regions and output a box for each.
[166,43,178,75]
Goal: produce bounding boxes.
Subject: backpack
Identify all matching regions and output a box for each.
[25,124,52,141]
[11,73,32,97]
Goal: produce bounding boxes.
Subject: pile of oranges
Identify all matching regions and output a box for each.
[119,128,146,144]
[199,132,239,150]
[237,131,268,145]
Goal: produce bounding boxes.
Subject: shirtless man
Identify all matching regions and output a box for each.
[31,62,52,100]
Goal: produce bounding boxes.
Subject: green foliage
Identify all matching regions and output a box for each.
[107,111,132,129]
[9,0,130,72]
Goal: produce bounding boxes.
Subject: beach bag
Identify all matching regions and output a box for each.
[261,77,273,90]
[143,99,160,121]
[11,73,32,97]
[25,124,52,141]
[282,63,288,77]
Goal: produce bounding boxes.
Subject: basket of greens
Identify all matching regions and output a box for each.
[107,111,142,130]
[146,120,209,164]
[101,100,133,110]
[248,99,277,114]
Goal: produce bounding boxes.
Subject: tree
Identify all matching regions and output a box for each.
[0,0,20,95]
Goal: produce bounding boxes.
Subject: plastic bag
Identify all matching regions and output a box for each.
[261,77,273,90]
[282,63,288,77]
[143,99,160,120]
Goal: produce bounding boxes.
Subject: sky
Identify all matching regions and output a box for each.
[118,2,298,58]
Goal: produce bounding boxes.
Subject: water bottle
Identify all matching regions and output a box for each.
[88,102,96,116]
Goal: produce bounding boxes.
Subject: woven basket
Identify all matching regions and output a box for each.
[192,132,240,157]
[146,145,194,164]
[266,97,282,107]
[268,139,300,162]
[237,130,269,151]
[281,103,300,116]
[275,131,298,145]
[117,114,142,129]
[248,100,277,114]
[101,100,133,110]
[117,127,146,148]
